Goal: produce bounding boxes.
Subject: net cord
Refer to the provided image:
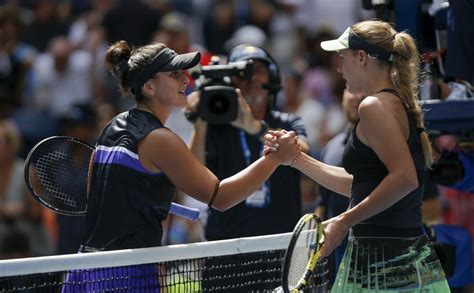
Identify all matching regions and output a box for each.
[0,232,291,277]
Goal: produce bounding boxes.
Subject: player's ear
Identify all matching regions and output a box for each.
[358,50,368,66]
[142,81,155,96]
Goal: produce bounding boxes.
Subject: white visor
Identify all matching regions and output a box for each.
[320,27,350,52]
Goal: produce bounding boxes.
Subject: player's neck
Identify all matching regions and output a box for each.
[136,104,171,124]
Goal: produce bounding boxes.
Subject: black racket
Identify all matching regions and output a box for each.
[281,213,325,292]
[24,136,200,221]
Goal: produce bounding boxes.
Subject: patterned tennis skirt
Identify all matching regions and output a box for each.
[331,232,450,292]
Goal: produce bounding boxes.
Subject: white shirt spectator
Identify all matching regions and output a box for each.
[32,45,92,116]
[295,0,373,36]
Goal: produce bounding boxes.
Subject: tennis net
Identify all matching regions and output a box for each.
[0,232,328,292]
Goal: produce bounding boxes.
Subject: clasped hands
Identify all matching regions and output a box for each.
[265,130,352,258]
[263,130,301,166]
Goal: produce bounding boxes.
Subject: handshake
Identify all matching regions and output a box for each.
[263,130,301,167]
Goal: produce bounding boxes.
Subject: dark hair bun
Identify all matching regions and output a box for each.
[105,40,132,77]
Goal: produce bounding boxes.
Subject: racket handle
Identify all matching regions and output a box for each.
[169,202,200,221]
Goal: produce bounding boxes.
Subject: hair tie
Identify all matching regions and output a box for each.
[392,32,398,40]
[417,127,425,134]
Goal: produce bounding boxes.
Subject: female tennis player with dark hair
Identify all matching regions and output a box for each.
[266,20,449,291]
[62,41,299,292]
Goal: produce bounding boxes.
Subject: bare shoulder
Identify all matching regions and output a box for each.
[144,127,187,149]
[358,95,387,118]
[138,127,189,160]
[138,127,190,172]
[357,95,400,144]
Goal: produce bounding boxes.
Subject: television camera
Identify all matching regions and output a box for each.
[189,58,254,124]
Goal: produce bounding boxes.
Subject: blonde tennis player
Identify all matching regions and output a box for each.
[266,20,449,292]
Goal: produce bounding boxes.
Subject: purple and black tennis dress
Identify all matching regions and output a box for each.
[63,109,175,292]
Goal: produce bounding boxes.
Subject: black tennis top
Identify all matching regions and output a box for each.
[342,90,426,229]
[82,109,175,251]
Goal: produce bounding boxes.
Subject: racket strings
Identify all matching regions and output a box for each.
[25,137,201,221]
[36,150,78,206]
[286,218,324,289]
[28,140,91,213]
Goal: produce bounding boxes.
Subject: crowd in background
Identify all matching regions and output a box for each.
[0,0,473,289]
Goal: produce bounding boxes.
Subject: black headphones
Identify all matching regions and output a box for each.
[227,44,282,96]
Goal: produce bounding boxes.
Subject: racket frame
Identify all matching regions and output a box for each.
[281,213,325,292]
[24,136,92,216]
[24,136,200,221]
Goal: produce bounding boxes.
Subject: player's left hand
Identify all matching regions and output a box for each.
[320,216,351,258]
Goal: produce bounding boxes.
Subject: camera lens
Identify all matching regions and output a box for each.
[198,85,238,124]
[209,94,230,115]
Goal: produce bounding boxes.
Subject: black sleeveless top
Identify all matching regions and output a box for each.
[342,89,426,230]
[82,109,175,251]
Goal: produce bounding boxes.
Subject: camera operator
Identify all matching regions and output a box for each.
[185,44,310,242]
[187,44,310,291]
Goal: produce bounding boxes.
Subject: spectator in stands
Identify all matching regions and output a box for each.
[0,228,32,259]
[101,0,159,46]
[0,119,53,257]
[202,0,238,55]
[21,0,69,52]
[31,36,93,117]
[0,5,37,117]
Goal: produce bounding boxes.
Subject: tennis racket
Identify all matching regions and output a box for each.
[24,136,200,221]
[281,213,325,292]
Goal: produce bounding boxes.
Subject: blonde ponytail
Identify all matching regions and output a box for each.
[391,32,433,167]
[352,20,433,167]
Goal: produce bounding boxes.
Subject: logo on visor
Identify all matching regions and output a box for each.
[243,46,258,53]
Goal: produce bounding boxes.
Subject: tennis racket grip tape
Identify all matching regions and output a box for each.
[169,202,200,221]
